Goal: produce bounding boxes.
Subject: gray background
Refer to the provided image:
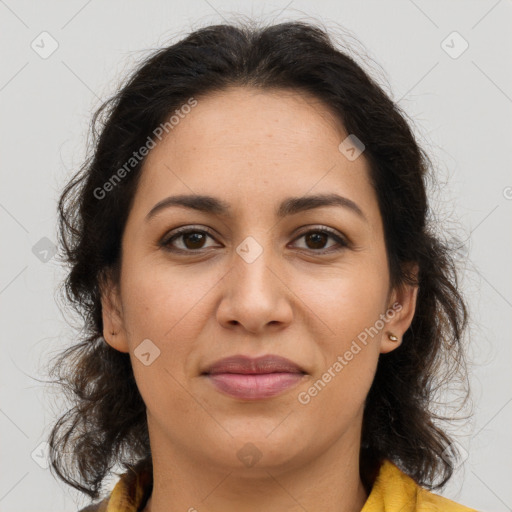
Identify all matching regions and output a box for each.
[1,1,511,511]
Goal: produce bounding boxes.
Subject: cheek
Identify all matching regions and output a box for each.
[295,271,386,405]
[119,262,211,418]
[121,258,215,341]
[293,257,388,411]
[119,258,221,396]
[298,260,389,348]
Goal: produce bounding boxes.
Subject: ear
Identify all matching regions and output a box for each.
[380,263,419,354]
[99,268,129,353]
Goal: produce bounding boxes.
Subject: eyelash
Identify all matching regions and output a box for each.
[159,225,349,255]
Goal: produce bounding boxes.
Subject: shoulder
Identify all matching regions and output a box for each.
[416,484,479,511]
[363,459,479,512]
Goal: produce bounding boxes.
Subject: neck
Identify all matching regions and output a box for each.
[143,420,369,512]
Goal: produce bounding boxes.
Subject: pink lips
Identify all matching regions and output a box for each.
[202,354,307,400]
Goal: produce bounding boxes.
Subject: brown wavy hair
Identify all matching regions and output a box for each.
[47,18,470,502]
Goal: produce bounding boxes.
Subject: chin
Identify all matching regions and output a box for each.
[200,424,311,473]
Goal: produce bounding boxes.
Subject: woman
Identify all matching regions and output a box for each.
[48,19,478,512]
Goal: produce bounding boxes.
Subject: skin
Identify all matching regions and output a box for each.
[101,86,418,512]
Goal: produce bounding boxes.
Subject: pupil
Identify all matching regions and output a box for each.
[307,232,326,249]
[184,233,205,249]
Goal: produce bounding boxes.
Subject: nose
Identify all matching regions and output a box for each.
[216,239,293,334]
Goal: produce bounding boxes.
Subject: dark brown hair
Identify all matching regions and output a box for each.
[47,18,469,502]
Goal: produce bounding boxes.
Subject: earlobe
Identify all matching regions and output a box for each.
[380,330,403,354]
[99,271,130,353]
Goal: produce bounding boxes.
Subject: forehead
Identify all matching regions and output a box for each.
[131,86,379,226]
[161,86,347,153]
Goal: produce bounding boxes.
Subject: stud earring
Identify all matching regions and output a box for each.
[388,333,398,342]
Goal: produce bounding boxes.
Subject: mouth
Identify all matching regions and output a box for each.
[201,354,307,400]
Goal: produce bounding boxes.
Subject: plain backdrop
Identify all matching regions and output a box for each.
[1,1,511,511]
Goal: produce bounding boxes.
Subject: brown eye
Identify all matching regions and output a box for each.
[160,228,219,253]
[292,228,348,253]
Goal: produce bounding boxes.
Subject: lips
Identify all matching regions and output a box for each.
[203,354,306,375]
[202,354,307,400]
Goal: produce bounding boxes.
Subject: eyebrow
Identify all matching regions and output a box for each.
[145,193,367,222]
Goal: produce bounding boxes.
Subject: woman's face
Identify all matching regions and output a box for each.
[102,86,417,474]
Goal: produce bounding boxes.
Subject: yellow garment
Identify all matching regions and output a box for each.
[79,458,478,511]
[360,460,477,511]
